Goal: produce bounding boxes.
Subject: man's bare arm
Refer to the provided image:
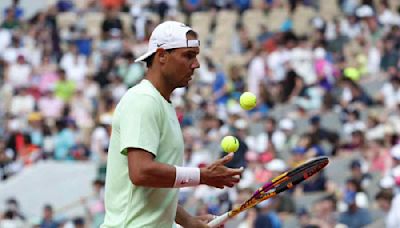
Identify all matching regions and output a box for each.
[127,148,242,188]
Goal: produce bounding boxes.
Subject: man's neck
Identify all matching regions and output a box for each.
[145,71,173,102]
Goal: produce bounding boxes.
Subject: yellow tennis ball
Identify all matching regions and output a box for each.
[240,92,257,110]
[221,136,240,153]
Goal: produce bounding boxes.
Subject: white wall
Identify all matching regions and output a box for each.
[0,161,97,220]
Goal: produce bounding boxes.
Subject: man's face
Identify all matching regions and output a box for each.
[160,35,200,88]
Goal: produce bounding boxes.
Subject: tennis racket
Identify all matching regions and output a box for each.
[207,156,329,227]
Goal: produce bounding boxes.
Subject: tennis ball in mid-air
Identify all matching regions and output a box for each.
[221,136,240,153]
[239,92,257,110]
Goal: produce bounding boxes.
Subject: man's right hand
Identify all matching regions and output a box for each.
[200,153,243,189]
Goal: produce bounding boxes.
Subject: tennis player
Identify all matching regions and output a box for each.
[101,21,243,228]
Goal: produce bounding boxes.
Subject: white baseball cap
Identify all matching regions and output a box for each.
[135,21,200,63]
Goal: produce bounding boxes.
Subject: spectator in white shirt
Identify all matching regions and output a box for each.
[343,109,366,137]
[267,46,289,83]
[377,0,400,27]
[247,48,266,98]
[0,210,25,228]
[5,55,32,88]
[91,121,110,163]
[2,36,25,64]
[340,15,362,39]
[0,28,11,53]
[60,44,87,83]
[377,76,400,110]
[246,117,285,154]
[9,87,35,117]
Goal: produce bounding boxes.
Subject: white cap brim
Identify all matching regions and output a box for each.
[135,50,156,63]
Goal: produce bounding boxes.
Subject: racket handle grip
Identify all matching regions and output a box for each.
[208,212,229,227]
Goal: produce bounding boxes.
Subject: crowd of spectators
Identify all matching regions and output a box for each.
[0,0,400,227]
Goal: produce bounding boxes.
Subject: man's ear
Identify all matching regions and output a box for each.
[158,48,168,64]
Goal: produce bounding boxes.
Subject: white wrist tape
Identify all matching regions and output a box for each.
[173,166,200,188]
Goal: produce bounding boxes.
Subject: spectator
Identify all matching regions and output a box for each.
[101,0,124,10]
[246,117,285,156]
[182,0,204,18]
[40,204,59,228]
[101,7,123,40]
[36,55,59,93]
[349,159,372,189]
[254,199,282,228]
[280,69,305,103]
[74,28,93,57]
[0,210,25,228]
[210,62,229,106]
[38,88,65,120]
[338,189,372,228]
[82,179,105,228]
[5,55,32,89]
[5,118,31,162]
[380,37,399,72]
[308,115,339,155]
[247,48,266,98]
[54,69,76,102]
[1,8,20,30]
[345,177,370,208]
[59,44,88,83]
[3,0,24,20]
[376,187,400,228]
[312,195,338,227]
[340,78,373,110]
[116,52,145,87]
[342,109,366,137]
[9,87,35,117]
[54,119,76,160]
[339,130,367,155]
[376,76,400,110]
[4,198,25,221]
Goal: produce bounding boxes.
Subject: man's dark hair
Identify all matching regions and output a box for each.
[145,49,176,68]
[145,53,156,68]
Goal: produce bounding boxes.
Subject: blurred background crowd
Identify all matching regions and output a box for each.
[0,0,400,227]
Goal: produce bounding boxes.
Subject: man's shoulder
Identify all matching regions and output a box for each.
[123,81,158,101]
[130,80,157,94]
[118,81,162,112]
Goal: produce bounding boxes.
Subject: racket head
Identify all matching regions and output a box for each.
[209,156,330,227]
[235,156,329,215]
[252,156,329,198]
[275,156,329,193]
[287,156,329,177]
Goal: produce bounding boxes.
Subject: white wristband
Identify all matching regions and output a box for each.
[173,166,200,188]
